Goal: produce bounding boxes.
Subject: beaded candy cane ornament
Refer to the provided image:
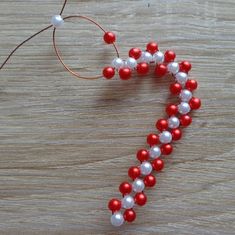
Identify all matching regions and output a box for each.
[0,0,201,227]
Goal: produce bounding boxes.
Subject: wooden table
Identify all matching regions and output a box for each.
[0,0,234,234]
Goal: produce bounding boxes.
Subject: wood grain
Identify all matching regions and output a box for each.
[0,0,234,234]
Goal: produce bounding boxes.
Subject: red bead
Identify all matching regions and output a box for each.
[129,48,142,60]
[137,149,149,162]
[128,166,141,180]
[103,32,116,44]
[146,42,158,54]
[171,128,182,141]
[185,79,198,91]
[108,198,121,212]
[166,104,178,116]
[152,159,164,172]
[170,83,182,95]
[156,119,168,131]
[119,182,132,195]
[144,174,156,187]
[124,209,136,222]
[155,64,167,77]
[135,192,147,206]
[189,97,201,110]
[147,133,159,146]
[103,66,115,79]
[119,67,132,80]
[161,144,173,155]
[164,50,176,63]
[180,114,192,127]
[137,62,149,75]
[180,61,192,73]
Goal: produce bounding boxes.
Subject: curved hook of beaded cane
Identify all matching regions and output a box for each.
[0,0,120,80]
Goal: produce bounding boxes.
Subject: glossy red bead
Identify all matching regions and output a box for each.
[124,209,136,222]
[156,119,168,131]
[161,144,173,155]
[170,83,182,95]
[103,66,115,79]
[164,50,176,63]
[144,174,156,187]
[135,192,147,206]
[137,149,149,162]
[146,42,158,54]
[171,128,182,141]
[147,133,159,146]
[180,114,192,127]
[166,104,178,116]
[185,79,198,91]
[119,182,132,195]
[108,198,122,212]
[103,32,116,44]
[129,48,142,60]
[152,159,164,172]
[119,67,132,80]
[155,64,167,77]
[189,97,201,110]
[180,61,192,73]
[137,62,149,75]
[128,166,141,180]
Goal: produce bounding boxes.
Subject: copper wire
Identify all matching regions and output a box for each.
[52,15,120,80]
[0,0,120,80]
[0,25,53,70]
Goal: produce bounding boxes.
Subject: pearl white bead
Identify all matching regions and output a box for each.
[51,15,64,28]
[110,212,124,227]
[159,131,172,144]
[125,57,137,69]
[168,116,180,129]
[180,89,193,102]
[149,146,161,159]
[132,178,145,192]
[178,102,191,114]
[122,195,134,209]
[175,72,188,85]
[139,51,153,63]
[140,161,153,175]
[112,58,124,70]
[153,51,164,63]
[167,62,179,74]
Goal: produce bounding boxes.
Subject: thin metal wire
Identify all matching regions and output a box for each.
[60,0,68,15]
[52,15,120,80]
[0,25,53,70]
[0,0,68,71]
[0,0,121,81]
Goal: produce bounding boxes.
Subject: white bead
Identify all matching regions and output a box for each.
[112,58,124,70]
[51,15,64,28]
[140,161,153,175]
[178,102,191,114]
[122,195,134,209]
[175,72,188,85]
[180,89,193,102]
[139,51,153,63]
[110,212,124,227]
[168,116,180,129]
[132,178,145,192]
[159,131,172,144]
[149,146,161,159]
[125,57,137,69]
[167,62,179,74]
[153,51,164,63]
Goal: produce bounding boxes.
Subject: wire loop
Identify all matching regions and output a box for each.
[52,15,120,80]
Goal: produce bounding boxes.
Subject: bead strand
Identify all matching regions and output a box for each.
[108,43,201,226]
